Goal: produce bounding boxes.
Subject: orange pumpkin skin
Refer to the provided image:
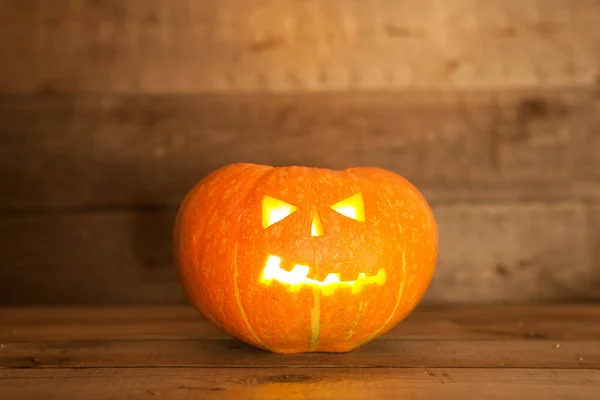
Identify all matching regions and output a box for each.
[174,163,437,353]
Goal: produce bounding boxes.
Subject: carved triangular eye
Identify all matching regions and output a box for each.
[262,196,298,228]
[330,192,365,222]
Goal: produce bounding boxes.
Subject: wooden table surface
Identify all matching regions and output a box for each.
[1,304,599,399]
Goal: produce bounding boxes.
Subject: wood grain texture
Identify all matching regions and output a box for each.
[1,337,598,370]
[1,90,599,210]
[589,204,600,269]
[1,0,600,306]
[1,305,598,399]
[1,0,599,93]
[1,89,599,304]
[1,200,598,304]
[0,211,184,305]
[2,305,600,342]
[1,368,599,400]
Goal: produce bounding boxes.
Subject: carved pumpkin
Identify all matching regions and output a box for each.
[174,163,438,353]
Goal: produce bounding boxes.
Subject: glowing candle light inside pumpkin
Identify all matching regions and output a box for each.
[330,192,365,222]
[311,211,324,237]
[260,255,386,296]
[175,163,438,354]
[262,196,298,228]
[259,192,382,295]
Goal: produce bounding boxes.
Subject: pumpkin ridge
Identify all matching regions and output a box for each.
[338,169,373,345]
[233,241,272,352]
[344,169,407,346]
[176,164,255,324]
[234,165,279,350]
[310,287,321,350]
[309,168,321,351]
[344,300,366,341]
[360,249,407,347]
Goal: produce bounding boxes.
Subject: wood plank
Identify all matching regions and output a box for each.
[1,338,598,369]
[2,305,600,342]
[430,202,595,302]
[589,205,600,289]
[2,304,598,323]
[1,200,598,304]
[1,368,599,400]
[1,0,599,93]
[4,304,600,324]
[0,211,185,305]
[1,90,599,210]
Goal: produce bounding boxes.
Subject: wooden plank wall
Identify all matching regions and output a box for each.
[0,0,599,304]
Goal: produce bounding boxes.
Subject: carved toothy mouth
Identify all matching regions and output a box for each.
[260,255,386,296]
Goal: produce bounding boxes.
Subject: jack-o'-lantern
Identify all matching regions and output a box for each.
[174,163,437,353]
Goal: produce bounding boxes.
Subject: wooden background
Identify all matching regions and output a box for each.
[1,0,599,305]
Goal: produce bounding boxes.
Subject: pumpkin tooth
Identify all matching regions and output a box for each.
[260,255,282,285]
[260,254,386,295]
[323,273,341,284]
[289,265,310,280]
